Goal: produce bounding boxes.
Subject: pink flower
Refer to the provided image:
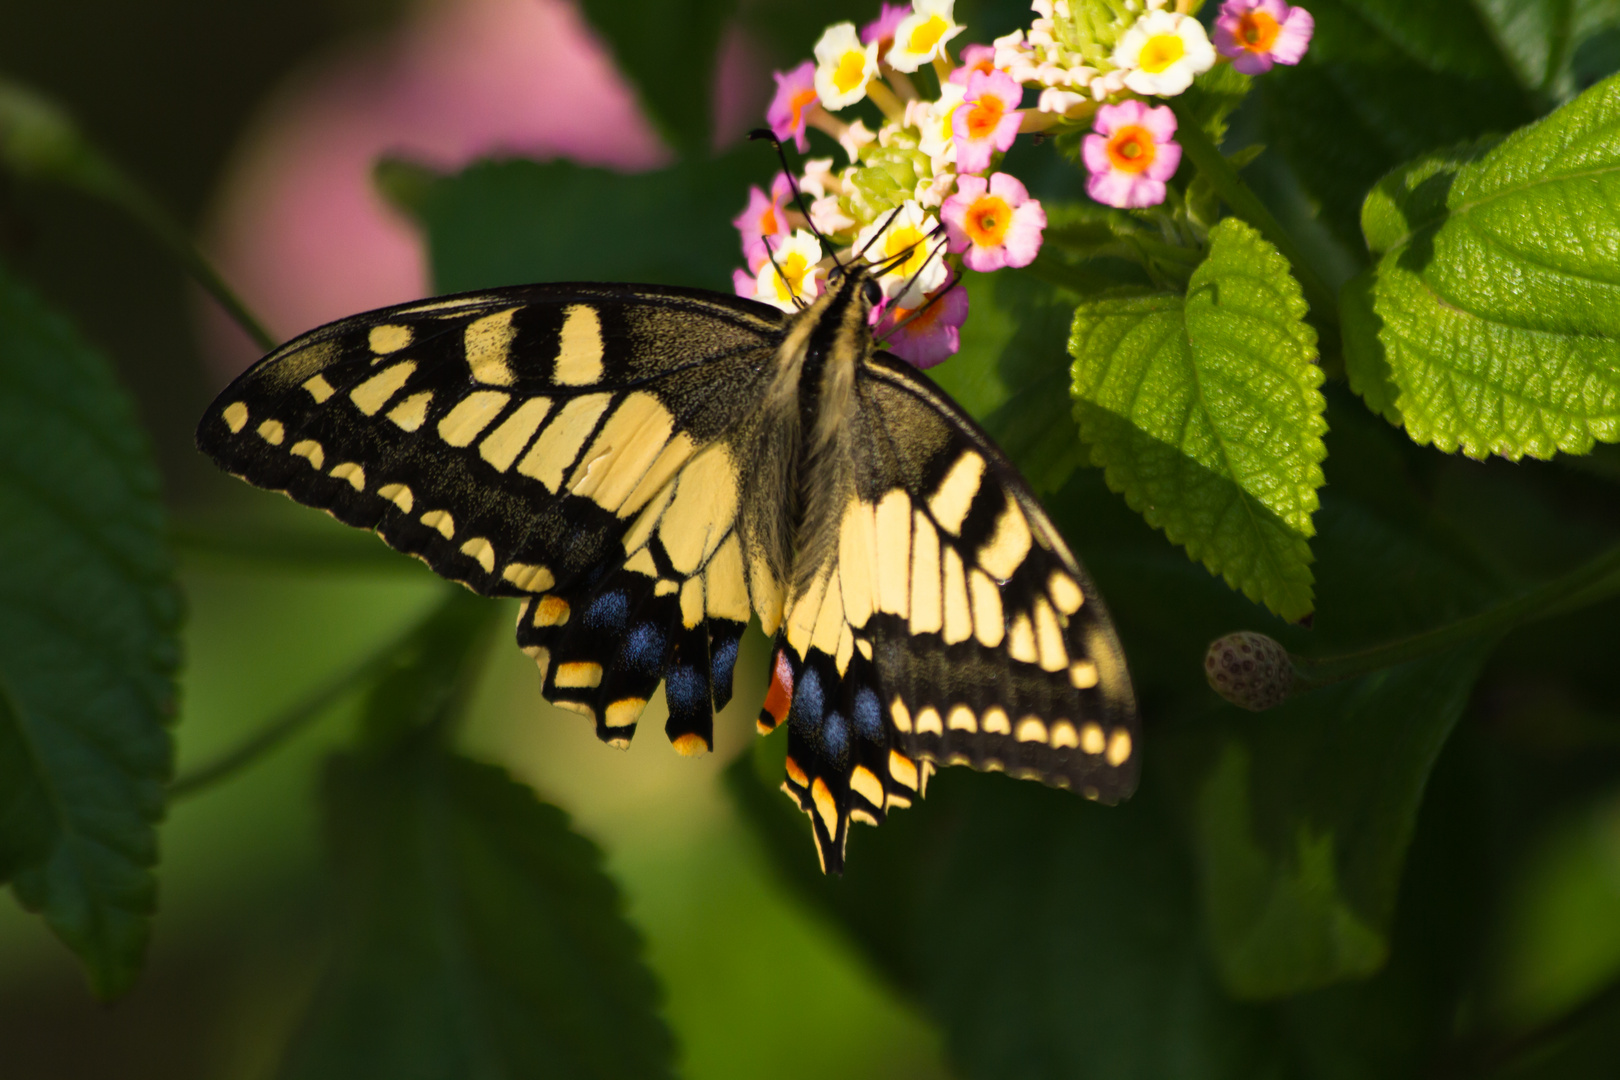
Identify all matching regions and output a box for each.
[1082,100,1181,209]
[766,61,820,152]
[951,69,1023,174]
[875,284,969,368]
[948,43,999,86]
[861,3,910,57]
[732,172,793,261]
[941,172,1045,271]
[733,268,757,297]
[1214,0,1314,75]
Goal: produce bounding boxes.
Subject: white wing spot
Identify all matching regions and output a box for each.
[303,374,335,403]
[420,509,454,539]
[222,402,249,432]
[459,537,496,574]
[256,419,285,445]
[928,451,985,535]
[329,462,365,490]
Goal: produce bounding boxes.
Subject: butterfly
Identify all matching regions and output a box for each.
[197,261,1139,873]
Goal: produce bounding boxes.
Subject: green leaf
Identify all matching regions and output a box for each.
[725,741,1287,1080]
[1352,75,1620,460]
[1306,0,1518,80]
[280,745,674,1080]
[1471,0,1620,96]
[575,0,738,156]
[1069,218,1327,621]
[0,261,181,998]
[1190,641,1494,998]
[1180,62,1253,148]
[400,152,771,296]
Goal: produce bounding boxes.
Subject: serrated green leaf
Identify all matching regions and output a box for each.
[576,0,738,156]
[405,152,770,296]
[1352,75,1620,460]
[280,745,673,1080]
[1070,219,1326,621]
[1192,642,1493,997]
[0,261,181,998]
[1180,62,1253,148]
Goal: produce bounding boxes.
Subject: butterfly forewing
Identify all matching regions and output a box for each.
[198,283,785,750]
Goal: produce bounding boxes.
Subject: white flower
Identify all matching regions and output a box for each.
[914,170,957,209]
[916,81,967,170]
[814,22,879,110]
[754,230,827,310]
[800,157,839,199]
[853,200,947,306]
[838,118,877,162]
[887,0,966,73]
[1111,11,1216,97]
[809,195,856,235]
[1038,88,1089,115]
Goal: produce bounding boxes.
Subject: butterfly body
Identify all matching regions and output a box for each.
[200,264,1138,872]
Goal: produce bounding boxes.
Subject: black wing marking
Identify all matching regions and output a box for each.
[199,283,784,751]
[764,350,1140,873]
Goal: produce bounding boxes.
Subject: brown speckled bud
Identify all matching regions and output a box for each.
[1204,632,1294,711]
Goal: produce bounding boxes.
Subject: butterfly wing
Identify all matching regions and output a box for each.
[198,283,787,752]
[762,349,1139,872]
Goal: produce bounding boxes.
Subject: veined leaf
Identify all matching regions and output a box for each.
[1070,219,1326,621]
[0,262,180,998]
[1351,75,1620,460]
[280,746,673,1080]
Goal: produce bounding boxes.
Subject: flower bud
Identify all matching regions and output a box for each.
[1204,631,1294,711]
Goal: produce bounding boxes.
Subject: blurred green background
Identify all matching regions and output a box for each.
[3,1,1620,1078]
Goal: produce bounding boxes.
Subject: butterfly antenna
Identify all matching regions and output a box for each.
[759,233,810,312]
[748,128,840,269]
[877,262,961,344]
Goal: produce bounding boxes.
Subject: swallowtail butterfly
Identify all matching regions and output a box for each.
[198,263,1139,872]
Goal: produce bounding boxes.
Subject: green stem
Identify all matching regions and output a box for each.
[1292,541,1620,691]
[169,598,452,799]
[1168,99,1340,326]
[0,79,276,351]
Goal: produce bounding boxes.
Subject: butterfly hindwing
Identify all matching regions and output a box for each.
[199,283,784,748]
[766,349,1139,872]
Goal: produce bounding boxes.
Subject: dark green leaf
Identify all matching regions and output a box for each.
[353,589,497,747]
[576,0,739,156]
[726,736,1289,1080]
[1070,219,1326,621]
[280,745,673,1080]
[0,261,181,998]
[1352,76,1620,460]
[1306,0,1517,79]
[1188,642,1491,998]
[1181,62,1253,148]
[402,151,774,295]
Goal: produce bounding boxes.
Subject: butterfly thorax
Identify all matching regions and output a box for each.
[752,266,880,596]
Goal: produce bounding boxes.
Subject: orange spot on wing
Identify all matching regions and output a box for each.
[760,648,794,731]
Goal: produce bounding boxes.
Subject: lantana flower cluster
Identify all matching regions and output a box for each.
[732,0,1312,367]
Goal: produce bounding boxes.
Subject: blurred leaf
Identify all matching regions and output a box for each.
[1190,642,1492,998]
[281,744,673,1080]
[1181,63,1253,148]
[1070,219,1326,621]
[1259,61,1533,249]
[0,261,180,998]
[1472,0,1620,97]
[400,152,771,296]
[355,589,497,746]
[1305,0,1519,79]
[726,743,1290,1080]
[1352,76,1620,460]
[576,0,738,156]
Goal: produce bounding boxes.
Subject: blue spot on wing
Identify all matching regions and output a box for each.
[585,590,629,630]
[620,621,667,675]
[822,711,848,758]
[711,634,739,687]
[853,687,882,740]
[792,664,824,728]
[666,664,706,714]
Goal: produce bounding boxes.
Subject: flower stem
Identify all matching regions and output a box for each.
[1167,97,1339,327]
[1292,541,1620,691]
[0,78,276,351]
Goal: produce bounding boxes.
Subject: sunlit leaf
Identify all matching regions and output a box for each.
[1070,219,1326,621]
[0,262,181,998]
[1351,75,1620,460]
